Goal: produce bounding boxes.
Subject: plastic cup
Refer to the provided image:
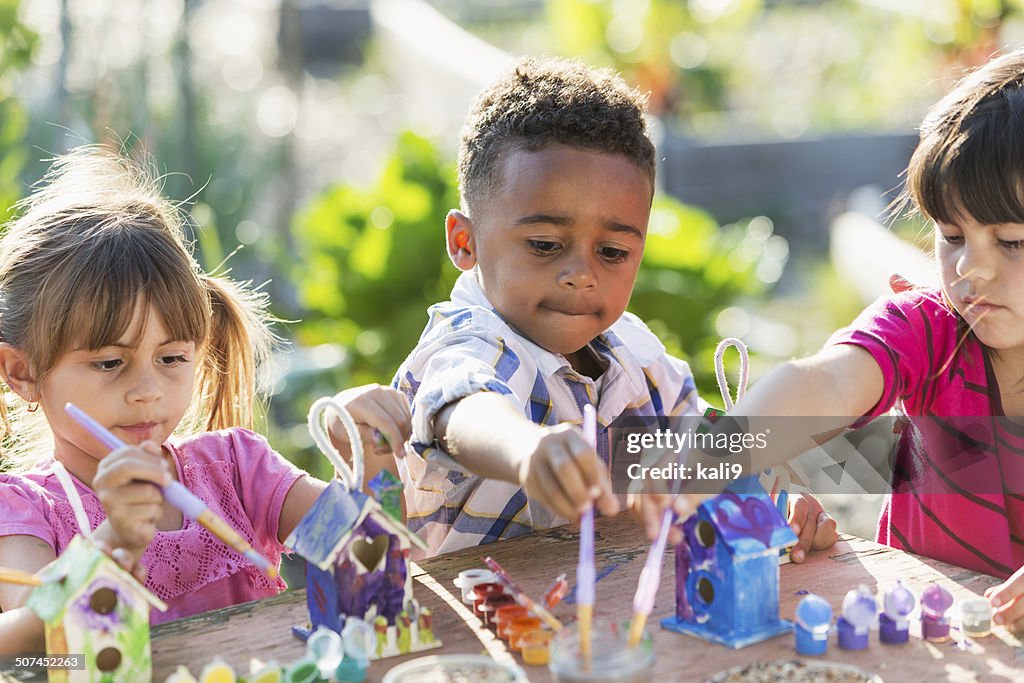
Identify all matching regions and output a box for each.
[959,597,992,638]
[520,630,553,666]
[454,569,498,605]
[481,594,518,627]
[507,616,543,653]
[284,659,321,683]
[495,605,530,640]
[549,620,654,683]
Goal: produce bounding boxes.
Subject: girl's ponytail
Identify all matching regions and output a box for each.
[193,274,278,433]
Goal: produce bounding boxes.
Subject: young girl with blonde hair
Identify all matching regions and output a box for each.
[0,146,410,652]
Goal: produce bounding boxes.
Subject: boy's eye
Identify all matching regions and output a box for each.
[939,234,963,245]
[599,246,630,263]
[91,359,122,371]
[527,240,561,254]
[999,239,1024,250]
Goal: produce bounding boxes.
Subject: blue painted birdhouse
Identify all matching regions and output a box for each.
[288,397,440,660]
[661,476,797,648]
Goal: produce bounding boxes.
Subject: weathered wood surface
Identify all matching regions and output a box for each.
[5,514,1019,682]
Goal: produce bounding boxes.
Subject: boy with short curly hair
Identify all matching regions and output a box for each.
[394,57,831,557]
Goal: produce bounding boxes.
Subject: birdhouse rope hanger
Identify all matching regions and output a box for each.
[308,396,366,492]
[714,337,749,411]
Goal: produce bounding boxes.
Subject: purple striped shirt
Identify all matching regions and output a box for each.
[829,289,1024,578]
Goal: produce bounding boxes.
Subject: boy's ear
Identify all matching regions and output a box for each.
[445,210,477,271]
[0,343,38,402]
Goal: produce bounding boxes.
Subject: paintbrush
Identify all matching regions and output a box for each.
[578,403,597,668]
[483,555,564,631]
[64,402,277,579]
[627,507,672,647]
[0,567,43,587]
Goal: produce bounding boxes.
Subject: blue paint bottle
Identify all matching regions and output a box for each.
[795,593,832,656]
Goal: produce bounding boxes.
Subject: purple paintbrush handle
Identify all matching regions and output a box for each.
[163,481,208,519]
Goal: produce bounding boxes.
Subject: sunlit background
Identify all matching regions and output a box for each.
[4,0,1023,539]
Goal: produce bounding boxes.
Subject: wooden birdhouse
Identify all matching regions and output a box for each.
[26,535,167,682]
[661,476,797,649]
[286,397,440,660]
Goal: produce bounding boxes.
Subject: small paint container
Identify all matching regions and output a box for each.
[199,659,237,683]
[548,619,654,683]
[958,597,992,638]
[454,568,498,605]
[284,658,322,683]
[794,594,832,656]
[495,605,531,640]
[837,585,876,650]
[472,583,506,618]
[879,582,915,645]
[921,584,954,642]
[520,630,553,666]
[507,616,543,652]
[481,593,517,627]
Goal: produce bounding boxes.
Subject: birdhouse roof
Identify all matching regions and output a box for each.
[27,535,167,623]
[698,490,797,557]
[285,479,428,569]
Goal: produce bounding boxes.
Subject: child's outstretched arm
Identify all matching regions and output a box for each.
[640,344,884,537]
[325,384,412,461]
[435,392,620,521]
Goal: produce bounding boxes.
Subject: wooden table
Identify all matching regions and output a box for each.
[140,514,1024,682]
[4,514,1020,682]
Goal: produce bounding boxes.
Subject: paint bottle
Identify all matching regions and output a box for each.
[879,581,915,644]
[470,582,505,617]
[494,605,530,640]
[453,569,497,605]
[958,597,992,639]
[794,593,832,656]
[544,573,570,608]
[837,585,877,650]
[306,626,344,681]
[481,593,517,627]
[920,584,954,642]
[520,630,553,666]
[507,616,543,653]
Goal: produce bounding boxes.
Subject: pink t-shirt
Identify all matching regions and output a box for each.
[0,428,307,623]
[829,289,1024,579]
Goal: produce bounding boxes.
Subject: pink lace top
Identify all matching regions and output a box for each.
[0,428,308,624]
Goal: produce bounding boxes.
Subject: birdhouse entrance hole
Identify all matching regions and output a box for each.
[697,577,715,605]
[352,534,389,571]
[695,520,716,548]
[96,647,122,672]
[89,587,117,615]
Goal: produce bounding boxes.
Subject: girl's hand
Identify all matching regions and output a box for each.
[986,565,1024,633]
[92,440,168,569]
[628,491,701,546]
[325,384,412,460]
[787,493,838,563]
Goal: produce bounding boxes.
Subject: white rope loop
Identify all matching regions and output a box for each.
[308,397,365,492]
[714,337,750,411]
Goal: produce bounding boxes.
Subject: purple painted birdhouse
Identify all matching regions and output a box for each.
[287,398,440,660]
[661,476,797,648]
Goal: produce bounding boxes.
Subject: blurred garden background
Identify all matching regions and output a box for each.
[4,0,1024,540]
